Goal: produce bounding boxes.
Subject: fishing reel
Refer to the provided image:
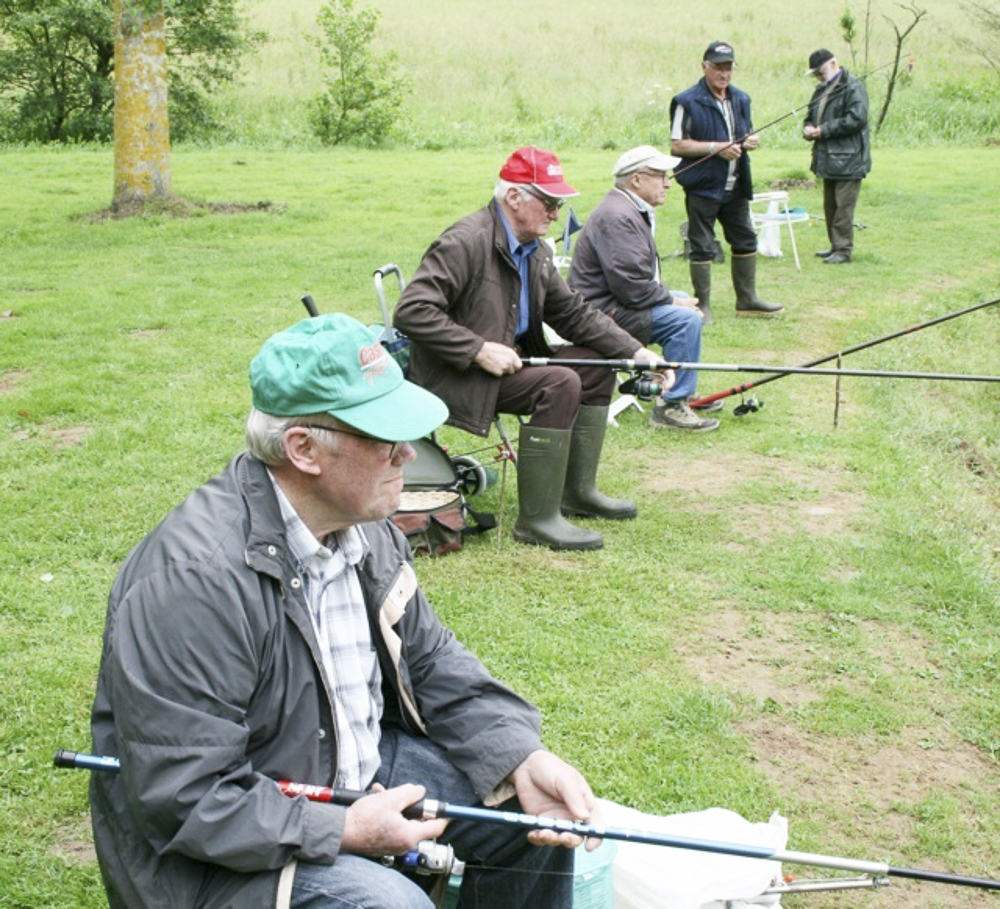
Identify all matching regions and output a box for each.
[618,372,666,402]
[383,839,460,876]
[733,395,764,417]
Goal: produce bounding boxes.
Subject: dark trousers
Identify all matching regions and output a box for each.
[685,189,758,262]
[823,178,862,255]
[495,345,616,430]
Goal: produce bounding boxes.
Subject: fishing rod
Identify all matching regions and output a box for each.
[688,295,1000,409]
[55,750,1000,892]
[522,357,1000,385]
[670,59,897,181]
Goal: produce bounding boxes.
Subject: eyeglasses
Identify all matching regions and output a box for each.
[638,169,669,181]
[302,424,404,460]
[521,186,565,212]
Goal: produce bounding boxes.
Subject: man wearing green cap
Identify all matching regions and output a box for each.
[90,314,596,909]
[394,146,666,553]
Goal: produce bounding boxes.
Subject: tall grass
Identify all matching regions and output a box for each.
[221,0,1000,148]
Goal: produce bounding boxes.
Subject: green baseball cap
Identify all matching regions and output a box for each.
[250,314,448,441]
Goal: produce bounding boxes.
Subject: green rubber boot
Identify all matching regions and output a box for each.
[513,426,604,551]
[690,260,714,325]
[561,406,637,520]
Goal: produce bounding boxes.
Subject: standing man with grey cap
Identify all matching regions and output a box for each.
[569,145,720,432]
[803,49,871,264]
[671,41,783,319]
[90,313,598,909]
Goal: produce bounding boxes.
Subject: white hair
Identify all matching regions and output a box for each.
[244,407,340,466]
[494,178,531,204]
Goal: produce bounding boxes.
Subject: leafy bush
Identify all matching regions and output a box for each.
[308,0,409,146]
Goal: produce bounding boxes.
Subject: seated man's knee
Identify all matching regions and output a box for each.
[291,858,435,909]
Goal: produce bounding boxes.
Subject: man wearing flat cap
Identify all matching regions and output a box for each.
[671,41,783,319]
[802,49,871,264]
[394,146,664,552]
[90,314,598,909]
[569,145,720,432]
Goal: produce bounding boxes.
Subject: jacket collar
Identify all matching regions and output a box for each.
[237,452,289,580]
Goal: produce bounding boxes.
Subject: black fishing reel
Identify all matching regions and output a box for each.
[618,372,664,402]
[733,395,764,416]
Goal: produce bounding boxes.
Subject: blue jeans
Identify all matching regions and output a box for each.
[291,729,574,909]
[650,299,703,402]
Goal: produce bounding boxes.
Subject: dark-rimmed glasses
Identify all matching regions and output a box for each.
[521,186,565,212]
[302,424,404,459]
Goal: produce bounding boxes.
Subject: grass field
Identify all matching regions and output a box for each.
[222,0,999,148]
[1,139,998,906]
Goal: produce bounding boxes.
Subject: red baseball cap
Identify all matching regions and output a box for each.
[499,146,579,197]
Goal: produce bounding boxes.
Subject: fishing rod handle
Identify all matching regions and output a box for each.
[277,781,437,821]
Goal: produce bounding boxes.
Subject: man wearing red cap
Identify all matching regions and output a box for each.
[395,146,664,552]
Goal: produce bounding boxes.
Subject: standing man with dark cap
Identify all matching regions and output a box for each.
[670,41,783,319]
[803,49,871,264]
[394,146,665,552]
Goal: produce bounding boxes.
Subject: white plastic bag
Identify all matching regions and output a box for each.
[757,200,783,258]
[595,799,787,909]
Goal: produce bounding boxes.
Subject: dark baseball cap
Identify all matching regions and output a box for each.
[807,49,835,74]
[703,41,735,63]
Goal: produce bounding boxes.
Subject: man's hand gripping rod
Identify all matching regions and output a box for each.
[56,750,1000,891]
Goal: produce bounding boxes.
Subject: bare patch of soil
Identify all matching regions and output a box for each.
[640,453,865,540]
[10,423,91,448]
[0,369,30,393]
[76,196,285,222]
[677,608,822,707]
[769,177,817,192]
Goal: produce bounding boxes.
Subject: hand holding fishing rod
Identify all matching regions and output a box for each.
[56,751,1000,892]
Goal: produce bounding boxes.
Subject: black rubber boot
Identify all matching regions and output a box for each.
[689,260,713,325]
[513,427,604,551]
[561,406,637,520]
[732,253,783,317]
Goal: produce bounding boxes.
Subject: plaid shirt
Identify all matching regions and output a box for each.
[269,474,383,789]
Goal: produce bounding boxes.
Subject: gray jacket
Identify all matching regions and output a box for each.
[394,200,643,436]
[568,188,672,343]
[90,452,542,908]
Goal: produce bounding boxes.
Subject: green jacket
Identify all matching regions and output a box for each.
[804,67,871,181]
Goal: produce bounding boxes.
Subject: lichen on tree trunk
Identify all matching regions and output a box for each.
[113,0,171,208]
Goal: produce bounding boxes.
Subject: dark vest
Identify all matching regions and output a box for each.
[671,78,754,201]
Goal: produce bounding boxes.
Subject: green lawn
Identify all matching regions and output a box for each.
[1,143,998,907]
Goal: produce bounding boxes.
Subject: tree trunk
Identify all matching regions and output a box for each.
[113,0,171,208]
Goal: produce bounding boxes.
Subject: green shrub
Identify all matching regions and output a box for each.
[308,0,409,146]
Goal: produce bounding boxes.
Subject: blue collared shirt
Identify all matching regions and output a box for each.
[498,206,538,339]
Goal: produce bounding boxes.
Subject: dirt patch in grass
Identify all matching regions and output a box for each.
[680,607,1000,907]
[76,196,285,222]
[11,423,91,448]
[768,177,818,192]
[678,608,822,707]
[0,369,30,393]
[751,718,999,908]
[640,453,865,539]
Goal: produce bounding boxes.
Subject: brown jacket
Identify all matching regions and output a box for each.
[394,200,642,435]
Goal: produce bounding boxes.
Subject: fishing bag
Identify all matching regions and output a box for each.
[391,438,495,557]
